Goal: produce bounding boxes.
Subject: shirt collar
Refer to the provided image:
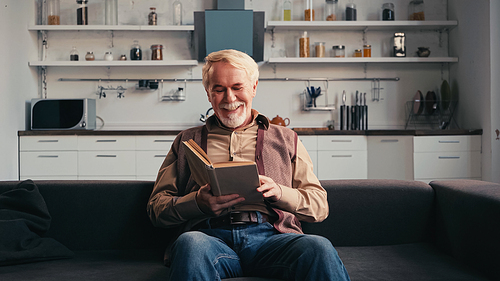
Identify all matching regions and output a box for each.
[206,109,270,132]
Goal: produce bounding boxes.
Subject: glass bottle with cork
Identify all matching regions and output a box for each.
[304,0,314,21]
[299,31,310,57]
[283,0,292,21]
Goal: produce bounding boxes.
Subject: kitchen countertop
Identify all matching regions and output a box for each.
[18,129,483,136]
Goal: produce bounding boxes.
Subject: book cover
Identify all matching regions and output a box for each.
[182,139,263,203]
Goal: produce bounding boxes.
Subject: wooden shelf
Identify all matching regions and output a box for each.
[266,20,458,31]
[28,25,194,31]
[29,60,199,67]
[268,57,459,64]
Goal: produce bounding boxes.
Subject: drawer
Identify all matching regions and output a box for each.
[317,150,367,180]
[318,136,367,151]
[20,151,78,176]
[78,176,137,180]
[78,136,135,151]
[367,136,414,180]
[136,151,168,176]
[413,136,481,152]
[136,136,175,151]
[20,175,78,180]
[78,151,136,176]
[20,136,77,151]
[413,151,481,179]
[299,136,317,151]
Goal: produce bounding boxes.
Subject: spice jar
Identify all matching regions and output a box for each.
[299,31,310,57]
[325,0,338,21]
[363,44,371,57]
[332,45,345,57]
[47,0,60,25]
[76,0,88,25]
[354,49,362,57]
[151,44,163,60]
[345,3,357,21]
[283,0,292,21]
[70,46,79,61]
[130,40,142,60]
[148,7,157,25]
[408,0,425,20]
[104,52,113,61]
[85,51,95,61]
[315,42,326,57]
[382,3,395,20]
[119,55,127,60]
[305,0,314,21]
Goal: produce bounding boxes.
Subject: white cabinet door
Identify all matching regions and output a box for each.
[136,136,175,151]
[367,136,414,180]
[78,151,136,176]
[20,151,78,178]
[20,136,77,151]
[317,150,367,180]
[299,136,318,177]
[136,151,168,178]
[78,136,135,151]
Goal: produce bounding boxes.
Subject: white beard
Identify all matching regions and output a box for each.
[218,102,247,128]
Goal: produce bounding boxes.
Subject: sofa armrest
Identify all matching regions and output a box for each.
[430,180,500,280]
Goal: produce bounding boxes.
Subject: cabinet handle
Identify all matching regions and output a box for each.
[438,140,460,144]
[438,156,460,159]
[96,140,117,143]
[154,155,167,158]
[38,140,58,143]
[154,140,172,143]
[381,139,399,143]
[96,155,117,158]
[330,140,352,143]
[38,155,58,158]
[331,155,353,158]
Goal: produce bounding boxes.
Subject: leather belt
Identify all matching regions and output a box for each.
[195,211,274,229]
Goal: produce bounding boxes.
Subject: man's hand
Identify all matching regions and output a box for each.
[257,175,282,202]
[196,184,245,216]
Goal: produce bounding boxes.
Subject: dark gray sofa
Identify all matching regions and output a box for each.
[0,179,499,281]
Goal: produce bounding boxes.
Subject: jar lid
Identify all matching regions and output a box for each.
[86,51,93,54]
[363,44,371,47]
[332,45,345,50]
[105,52,112,54]
[355,49,362,52]
[151,44,163,49]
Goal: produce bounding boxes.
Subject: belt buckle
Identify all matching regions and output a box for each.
[229,211,247,225]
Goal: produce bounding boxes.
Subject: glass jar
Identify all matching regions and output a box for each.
[382,3,395,20]
[70,46,79,61]
[76,0,88,25]
[393,33,406,57]
[47,0,60,25]
[299,31,310,57]
[332,45,345,57]
[148,7,157,25]
[283,0,292,21]
[363,44,371,57]
[345,3,357,21]
[354,49,362,57]
[85,51,95,61]
[119,54,127,60]
[315,42,326,57]
[325,0,338,21]
[173,1,182,25]
[151,44,163,60]
[408,0,425,20]
[305,0,314,21]
[105,0,118,25]
[130,40,142,60]
[104,52,113,61]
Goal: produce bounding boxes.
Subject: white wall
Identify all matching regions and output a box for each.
[490,0,500,184]
[0,1,38,180]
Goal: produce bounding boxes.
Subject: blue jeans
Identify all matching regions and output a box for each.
[169,214,350,281]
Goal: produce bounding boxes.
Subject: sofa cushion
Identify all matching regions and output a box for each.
[303,180,435,246]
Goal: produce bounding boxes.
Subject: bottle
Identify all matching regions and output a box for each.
[76,0,88,25]
[325,0,337,21]
[85,51,95,61]
[173,1,182,25]
[283,0,292,21]
[408,0,425,20]
[363,44,371,57]
[104,52,113,61]
[345,3,357,21]
[148,7,157,25]
[382,3,395,20]
[70,46,79,61]
[130,40,142,60]
[47,0,60,25]
[299,31,310,57]
[105,0,118,25]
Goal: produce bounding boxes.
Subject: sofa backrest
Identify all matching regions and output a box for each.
[28,180,173,252]
[302,179,435,247]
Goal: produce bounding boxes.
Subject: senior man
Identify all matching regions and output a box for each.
[147,49,350,281]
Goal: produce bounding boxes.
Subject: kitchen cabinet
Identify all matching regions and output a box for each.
[135,136,175,181]
[413,135,482,182]
[298,136,318,177]
[317,136,367,180]
[367,135,413,180]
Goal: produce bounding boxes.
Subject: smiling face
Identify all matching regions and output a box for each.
[205,61,258,129]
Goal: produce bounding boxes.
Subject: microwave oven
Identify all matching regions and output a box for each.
[30,98,96,130]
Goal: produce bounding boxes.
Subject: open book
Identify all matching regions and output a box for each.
[182,139,263,203]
